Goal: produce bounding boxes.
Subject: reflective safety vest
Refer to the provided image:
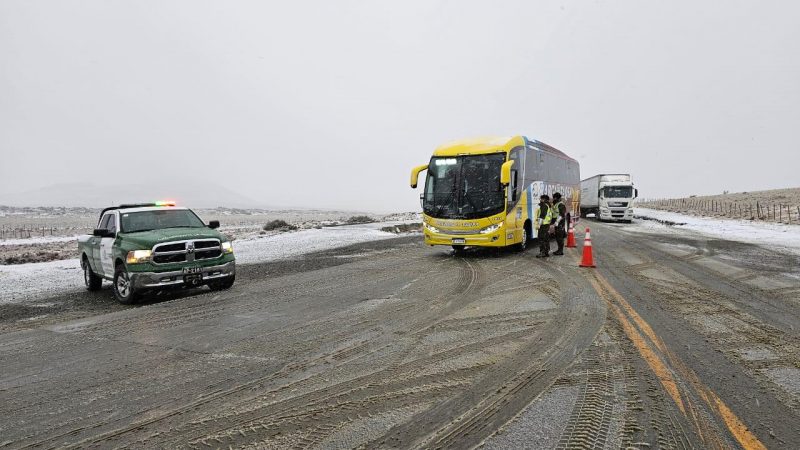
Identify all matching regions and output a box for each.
[552,200,564,224]
[542,204,554,225]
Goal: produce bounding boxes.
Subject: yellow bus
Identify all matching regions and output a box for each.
[410,136,581,252]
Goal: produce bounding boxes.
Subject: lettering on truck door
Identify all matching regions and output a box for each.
[100,213,117,277]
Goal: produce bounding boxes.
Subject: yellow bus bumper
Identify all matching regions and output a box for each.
[423,229,510,247]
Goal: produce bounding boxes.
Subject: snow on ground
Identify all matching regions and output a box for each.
[0,259,83,304]
[0,221,413,304]
[631,208,800,255]
[231,221,406,264]
[0,235,78,246]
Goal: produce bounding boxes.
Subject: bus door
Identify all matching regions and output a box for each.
[508,148,524,235]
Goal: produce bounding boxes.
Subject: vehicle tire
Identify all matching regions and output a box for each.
[209,275,235,291]
[516,226,528,251]
[82,256,102,291]
[452,245,466,255]
[113,263,138,305]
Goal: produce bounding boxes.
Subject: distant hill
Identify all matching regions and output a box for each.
[0,181,263,209]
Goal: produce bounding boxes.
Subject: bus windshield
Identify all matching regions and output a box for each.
[423,154,506,219]
[121,209,206,233]
[603,186,633,198]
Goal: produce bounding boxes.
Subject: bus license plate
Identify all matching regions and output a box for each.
[452,238,466,245]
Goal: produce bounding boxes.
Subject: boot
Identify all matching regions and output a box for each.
[553,250,564,256]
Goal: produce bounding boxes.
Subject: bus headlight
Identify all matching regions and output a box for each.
[479,223,503,234]
[222,241,234,254]
[126,249,152,264]
[423,222,440,233]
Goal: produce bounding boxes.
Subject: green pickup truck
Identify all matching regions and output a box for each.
[77,202,236,304]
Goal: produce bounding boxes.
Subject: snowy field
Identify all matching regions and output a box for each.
[632,208,800,255]
[0,221,416,305]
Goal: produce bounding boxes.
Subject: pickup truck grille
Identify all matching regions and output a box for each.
[152,239,222,265]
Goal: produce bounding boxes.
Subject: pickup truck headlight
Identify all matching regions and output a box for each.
[126,249,152,264]
[222,241,234,254]
[423,223,440,233]
[479,223,503,234]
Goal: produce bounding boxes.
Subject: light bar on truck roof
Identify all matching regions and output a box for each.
[155,201,176,207]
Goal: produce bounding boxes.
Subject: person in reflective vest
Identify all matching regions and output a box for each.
[551,192,568,255]
[536,194,553,258]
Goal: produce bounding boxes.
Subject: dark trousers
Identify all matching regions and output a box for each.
[554,226,566,253]
[538,226,550,255]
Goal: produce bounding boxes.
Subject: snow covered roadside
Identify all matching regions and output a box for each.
[0,221,412,305]
[0,235,78,246]
[0,259,83,304]
[631,208,800,255]
[231,221,407,264]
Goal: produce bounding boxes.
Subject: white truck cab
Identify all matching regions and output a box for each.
[580,174,638,222]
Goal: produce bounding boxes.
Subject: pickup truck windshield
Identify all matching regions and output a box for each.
[120,210,206,233]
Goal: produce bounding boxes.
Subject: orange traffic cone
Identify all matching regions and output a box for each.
[579,227,596,268]
[566,221,577,248]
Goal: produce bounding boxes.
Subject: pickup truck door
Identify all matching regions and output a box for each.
[99,213,118,277]
[92,214,110,276]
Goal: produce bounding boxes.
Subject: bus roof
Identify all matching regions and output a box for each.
[433,136,525,156]
[432,136,577,162]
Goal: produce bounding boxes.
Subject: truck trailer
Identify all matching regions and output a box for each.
[580,174,637,222]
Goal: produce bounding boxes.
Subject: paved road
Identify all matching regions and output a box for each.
[0,222,798,449]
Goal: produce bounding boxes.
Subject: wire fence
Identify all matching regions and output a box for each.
[0,225,91,240]
[640,198,800,224]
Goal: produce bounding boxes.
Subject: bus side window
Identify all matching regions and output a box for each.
[511,170,518,202]
[509,148,523,204]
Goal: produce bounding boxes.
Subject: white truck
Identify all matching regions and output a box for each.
[580,174,638,222]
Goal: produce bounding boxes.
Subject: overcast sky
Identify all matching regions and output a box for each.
[1,1,798,212]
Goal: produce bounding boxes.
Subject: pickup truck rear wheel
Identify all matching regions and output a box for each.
[82,256,102,291]
[209,275,235,291]
[113,264,138,304]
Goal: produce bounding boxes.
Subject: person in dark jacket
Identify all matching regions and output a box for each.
[536,194,552,258]
[552,192,568,255]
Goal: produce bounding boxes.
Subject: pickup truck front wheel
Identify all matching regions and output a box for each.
[113,264,138,304]
[82,256,102,291]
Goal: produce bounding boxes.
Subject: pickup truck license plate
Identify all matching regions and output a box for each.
[182,267,202,274]
[452,238,466,245]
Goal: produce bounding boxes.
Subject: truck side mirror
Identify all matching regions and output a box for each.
[208,220,220,229]
[410,164,429,188]
[500,160,515,185]
[93,228,114,238]
[634,189,639,198]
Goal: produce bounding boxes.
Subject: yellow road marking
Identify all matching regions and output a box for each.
[588,277,686,414]
[595,274,666,353]
[586,270,766,450]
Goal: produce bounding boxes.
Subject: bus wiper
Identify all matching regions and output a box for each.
[434,192,455,218]
[461,189,478,212]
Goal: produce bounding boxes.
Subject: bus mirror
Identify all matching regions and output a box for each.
[500,160,514,185]
[410,164,429,188]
